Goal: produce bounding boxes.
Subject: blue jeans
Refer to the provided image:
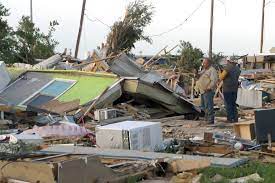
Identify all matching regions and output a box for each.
[201,91,215,123]
[223,91,238,122]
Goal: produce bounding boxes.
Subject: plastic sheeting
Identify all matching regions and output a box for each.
[240,79,262,90]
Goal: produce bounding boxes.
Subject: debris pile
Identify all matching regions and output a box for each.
[1,50,275,182]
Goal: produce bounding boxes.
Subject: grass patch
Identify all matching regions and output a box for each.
[199,161,275,183]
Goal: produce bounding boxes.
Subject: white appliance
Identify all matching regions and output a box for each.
[94,108,117,121]
[96,121,163,151]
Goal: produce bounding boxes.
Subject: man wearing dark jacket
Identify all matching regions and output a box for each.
[219,57,241,122]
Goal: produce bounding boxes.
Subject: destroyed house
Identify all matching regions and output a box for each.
[244,53,275,71]
[0,67,199,119]
[0,70,119,111]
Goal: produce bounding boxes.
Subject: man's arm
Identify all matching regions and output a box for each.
[208,68,218,90]
[219,70,228,80]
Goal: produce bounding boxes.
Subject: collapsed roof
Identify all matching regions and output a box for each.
[0,54,200,119]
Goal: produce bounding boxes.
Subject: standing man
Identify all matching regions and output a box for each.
[219,57,241,122]
[195,58,218,124]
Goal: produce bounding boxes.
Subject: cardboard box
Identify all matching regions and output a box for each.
[234,121,255,140]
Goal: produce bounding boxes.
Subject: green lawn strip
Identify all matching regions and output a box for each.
[199,161,275,183]
[53,73,117,105]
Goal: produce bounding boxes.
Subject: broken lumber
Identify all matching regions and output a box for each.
[169,159,210,173]
[83,87,110,117]
[143,46,168,67]
[233,121,256,140]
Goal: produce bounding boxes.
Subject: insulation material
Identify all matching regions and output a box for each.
[22,123,92,137]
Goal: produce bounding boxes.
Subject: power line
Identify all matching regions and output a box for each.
[85,12,111,29]
[217,0,227,15]
[266,0,275,6]
[149,0,208,37]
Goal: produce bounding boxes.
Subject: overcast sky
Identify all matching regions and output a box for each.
[2,0,275,58]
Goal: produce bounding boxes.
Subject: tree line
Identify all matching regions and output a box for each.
[0,3,58,64]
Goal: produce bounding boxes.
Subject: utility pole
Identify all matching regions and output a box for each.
[260,0,266,53]
[209,0,214,60]
[30,0,33,22]
[75,0,87,58]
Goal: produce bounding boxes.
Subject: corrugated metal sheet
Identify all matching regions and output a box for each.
[110,54,145,77]
[0,72,52,105]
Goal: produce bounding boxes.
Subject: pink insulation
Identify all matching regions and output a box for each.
[22,124,92,138]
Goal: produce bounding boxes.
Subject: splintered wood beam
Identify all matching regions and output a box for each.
[143,45,168,67]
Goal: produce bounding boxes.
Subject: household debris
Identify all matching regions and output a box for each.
[2,49,275,182]
[41,145,248,168]
[0,133,43,145]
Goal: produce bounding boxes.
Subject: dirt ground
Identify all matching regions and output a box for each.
[162,117,234,140]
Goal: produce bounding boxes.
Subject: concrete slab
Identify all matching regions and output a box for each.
[41,145,248,168]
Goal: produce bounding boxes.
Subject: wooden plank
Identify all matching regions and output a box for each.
[94,79,123,109]
[108,167,155,183]
[186,145,233,154]
[143,46,168,67]
[214,81,223,98]
[147,44,179,67]
[0,161,55,183]
[191,78,195,100]
[83,87,110,117]
[38,99,80,115]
